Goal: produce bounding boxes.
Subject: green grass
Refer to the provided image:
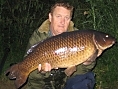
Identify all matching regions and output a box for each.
[94,45,118,89]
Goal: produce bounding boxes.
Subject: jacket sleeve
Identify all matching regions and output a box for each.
[24,29,48,57]
[72,61,96,76]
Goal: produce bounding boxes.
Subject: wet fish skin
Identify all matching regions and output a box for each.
[5,29,116,88]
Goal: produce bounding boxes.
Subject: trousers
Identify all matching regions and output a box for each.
[63,72,95,89]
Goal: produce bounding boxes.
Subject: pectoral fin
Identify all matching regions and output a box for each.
[64,66,76,76]
[83,50,98,65]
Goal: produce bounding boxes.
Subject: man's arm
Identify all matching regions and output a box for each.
[24,29,47,57]
[72,61,96,76]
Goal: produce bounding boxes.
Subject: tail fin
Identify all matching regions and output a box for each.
[5,64,28,89]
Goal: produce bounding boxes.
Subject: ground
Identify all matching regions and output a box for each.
[0,80,15,89]
[1,79,118,89]
[0,80,26,89]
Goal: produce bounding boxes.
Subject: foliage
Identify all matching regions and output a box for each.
[0,0,118,88]
[0,0,51,73]
[83,0,118,88]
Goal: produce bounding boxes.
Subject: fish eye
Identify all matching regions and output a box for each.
[106,35,109,38]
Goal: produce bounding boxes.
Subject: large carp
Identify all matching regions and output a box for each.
[5,29,116,88]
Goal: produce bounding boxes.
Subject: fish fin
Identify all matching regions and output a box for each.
[64,66,76,76]
[5,64,19,79]
[15,73,27,89]
[83,50,98,65]
[5,64,28,88]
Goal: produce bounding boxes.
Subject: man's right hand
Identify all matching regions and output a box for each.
[38,63,52,72]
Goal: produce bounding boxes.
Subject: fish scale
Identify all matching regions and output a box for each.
[5,29,116,89]
[44,32,95,67]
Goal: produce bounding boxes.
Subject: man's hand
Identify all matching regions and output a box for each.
[38,63,52,72]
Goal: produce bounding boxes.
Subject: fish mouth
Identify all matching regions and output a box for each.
[112,39,117,45]
[97,40,116,50]
[106,40,116,49]
[114,40,118,47]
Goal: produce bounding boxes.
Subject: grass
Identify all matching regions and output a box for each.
[94,45,118,89]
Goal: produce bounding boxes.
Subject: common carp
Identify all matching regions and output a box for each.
[5,29,116,88]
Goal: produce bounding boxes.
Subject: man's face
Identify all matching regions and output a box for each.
[49,6,71,36]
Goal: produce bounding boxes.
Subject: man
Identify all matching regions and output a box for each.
[24,1,96,89]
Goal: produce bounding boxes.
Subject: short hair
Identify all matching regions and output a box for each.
[50,1,74,17]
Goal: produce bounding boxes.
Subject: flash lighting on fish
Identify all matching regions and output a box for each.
[70,46,85,52]
[106,35,109,37]
[103,38,106,42]
[55,47,68,54]
[27,43,39,54]
[55,46,85,54]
